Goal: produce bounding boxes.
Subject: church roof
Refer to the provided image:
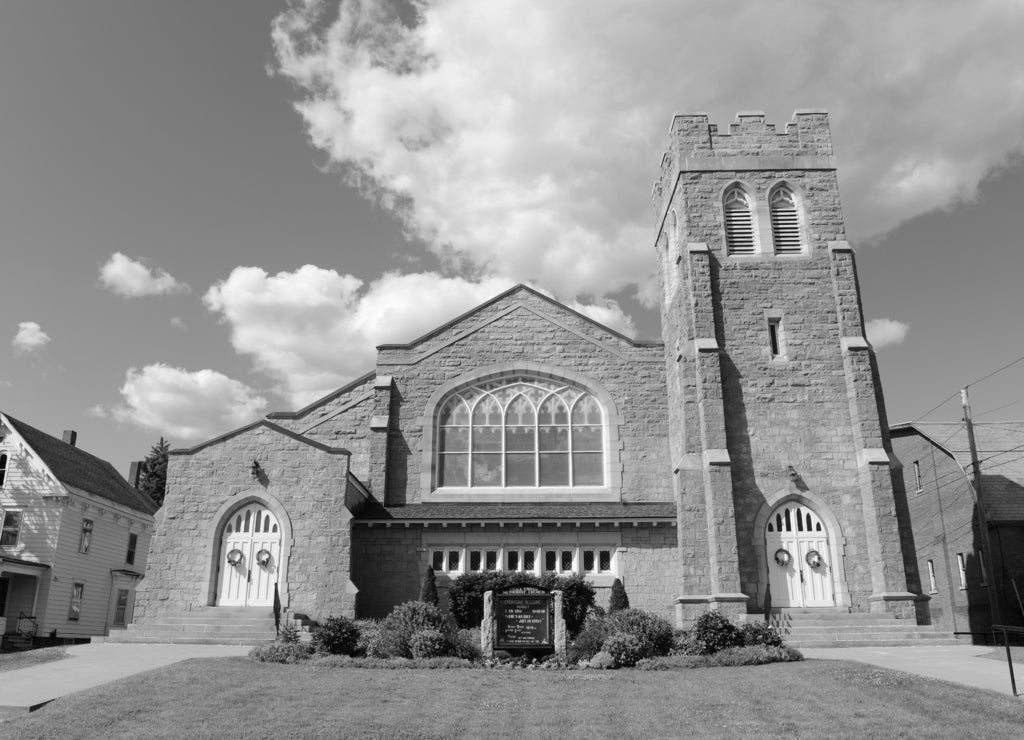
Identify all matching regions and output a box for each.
[892,421,1024,522]
[3,413,159,516]
[354,501,677,523]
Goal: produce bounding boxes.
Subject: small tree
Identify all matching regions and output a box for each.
[420,565,439,606]
[139,437,170,507]
[608,578,630,613]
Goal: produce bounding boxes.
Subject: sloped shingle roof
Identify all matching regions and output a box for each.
[4,414,158,516]
[895,421,1024,522]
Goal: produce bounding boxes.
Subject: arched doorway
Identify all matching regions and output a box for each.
[217,503,281,607]
[765,503,834,608]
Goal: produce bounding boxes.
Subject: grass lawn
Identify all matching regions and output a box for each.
[0,647,68,674]
[3,657,1023,739]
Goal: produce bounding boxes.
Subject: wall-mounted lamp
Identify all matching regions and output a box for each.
[251,460,262,480]
[787,465,800,482]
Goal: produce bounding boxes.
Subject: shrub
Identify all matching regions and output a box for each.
[608,578,630,613]
[568,612,613,662]
[604,609,674,658]
[276,622,301,645]
[636,645,803,670]
[683,610,743,655]
[353,619,379,657]
[370,601,448,659]
[420,565,439,607]
[410,628,448,658]
[249,643,313,663]
[446,628,482,662]
[447,571,596,636]
[311,615,361,656]
[588,650,615,669]
[738,620,783,648]
[603,632,644,668]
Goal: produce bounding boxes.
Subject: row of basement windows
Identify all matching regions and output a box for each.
[723,183,805,256]
[1,508,138,565]
[925,550,987,593]
[431,546,616,576]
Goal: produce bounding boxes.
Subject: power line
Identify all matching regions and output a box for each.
[965,352,1024,389]
[910,352,1024,424]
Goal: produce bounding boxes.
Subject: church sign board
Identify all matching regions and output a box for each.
[494,589,552,650]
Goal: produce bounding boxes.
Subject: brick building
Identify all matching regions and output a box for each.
[133,110,930,631]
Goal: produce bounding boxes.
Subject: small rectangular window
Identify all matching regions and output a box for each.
[767,318,783,359]
[957,553,967,590]
[978,549,987,586]
[507,550,519,572]
[544,550,557,572]
[913,461,923,493]
[485,550,498,571]
[126,533,138,565]
[68,583,84,620]
[431,550,444,571]
[113,589,130,626]
[599,550,612,573]
[79,519,94,554]
[583,550,595,573]
[447,550,460,572]
[1,510,22,547]
[927,560,938,593]
[469,550,482,572]
[560,550,574,573]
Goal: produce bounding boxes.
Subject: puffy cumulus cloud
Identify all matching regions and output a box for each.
[12,321,51,355]
[272,0,1024,303]
[204,266,635,407]
[100,252,189,297]
[866,318,910,349]
[107,364,268,442]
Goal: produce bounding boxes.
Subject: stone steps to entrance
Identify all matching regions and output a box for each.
[104,607,278,646]
[765,609,957,648]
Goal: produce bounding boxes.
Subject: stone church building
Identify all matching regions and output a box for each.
[133,110,927,631]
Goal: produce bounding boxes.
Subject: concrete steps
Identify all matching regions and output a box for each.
[104,606,278,646]
[768,609,959,649]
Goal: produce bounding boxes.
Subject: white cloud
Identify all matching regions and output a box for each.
[866,318,910,349]
[204,266,635,407]
[272,0,1024,303]
[100,252,189,297]
[170,316,187,330]
[12,321,51,354]
[108,364,268,442]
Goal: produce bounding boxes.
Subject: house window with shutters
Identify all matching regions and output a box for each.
[723,185,757,255]
[769,184,805,255]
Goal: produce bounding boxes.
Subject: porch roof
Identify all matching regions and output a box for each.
[0,556,50,577]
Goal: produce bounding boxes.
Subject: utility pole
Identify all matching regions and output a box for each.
[961,387,1002,631]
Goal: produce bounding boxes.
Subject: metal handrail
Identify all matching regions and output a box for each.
[991,624,1024,697]
[16,612,38,637]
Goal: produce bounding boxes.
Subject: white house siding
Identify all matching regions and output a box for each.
[47,493,151,639]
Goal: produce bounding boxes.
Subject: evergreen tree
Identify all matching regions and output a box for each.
[420,565,439,606]
[139,437,170,507]
[608,578,630,613]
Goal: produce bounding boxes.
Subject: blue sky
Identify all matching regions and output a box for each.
[2,0,1023,476]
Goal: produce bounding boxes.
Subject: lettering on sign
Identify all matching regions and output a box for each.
[495,593,552,649]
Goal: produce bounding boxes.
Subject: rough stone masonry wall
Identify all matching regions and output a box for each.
[375,288,671,505]
[134,425,355,622]
[654,111,910,613]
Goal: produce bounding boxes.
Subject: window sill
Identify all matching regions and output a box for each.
[427,488,621,504]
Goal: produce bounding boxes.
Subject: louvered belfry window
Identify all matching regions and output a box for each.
[723,187,756,255]
[770,186,804,254]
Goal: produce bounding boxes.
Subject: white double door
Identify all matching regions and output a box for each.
[766,504,834,608]
[218,503,281,607]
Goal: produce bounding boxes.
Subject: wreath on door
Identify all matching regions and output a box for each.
[226,548,244,566]
[774,548,792,567]
[805,550,823,568]
[255,549,273,567]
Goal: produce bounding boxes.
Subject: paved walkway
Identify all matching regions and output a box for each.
[803,644,1024,697]
[0,642,250,718]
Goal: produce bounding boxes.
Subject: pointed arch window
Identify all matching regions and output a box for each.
[723,186,756,255]
[770,185,804,254]
[437,376,605,489]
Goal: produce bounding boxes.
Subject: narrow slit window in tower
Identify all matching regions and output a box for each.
[768,318,783,359]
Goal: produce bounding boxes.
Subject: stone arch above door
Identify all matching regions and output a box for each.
[204,490,293,608]
[751,487,849,610]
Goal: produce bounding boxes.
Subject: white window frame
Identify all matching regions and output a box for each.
[957,553,967,590]
[1,509,22,547]
[0,453,8,487]
[68,582,84,621]
[113,588,130,627]
[126,533,138,565]
[79,518,94,554]
[926,559,938,594]
[913,461,923,493]
[426,534,620,582]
